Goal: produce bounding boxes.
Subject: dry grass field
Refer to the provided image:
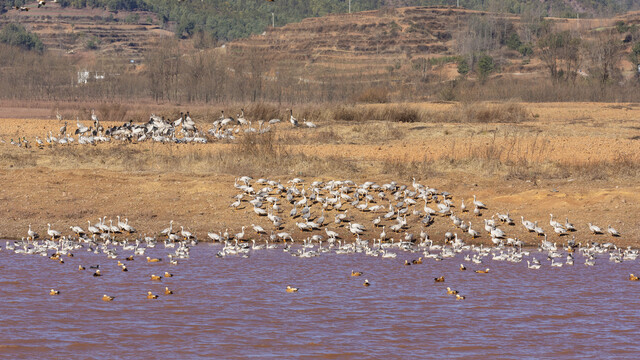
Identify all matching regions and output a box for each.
[0,101,639,246]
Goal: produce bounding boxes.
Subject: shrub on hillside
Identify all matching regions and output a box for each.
[0,23,44,52]
[354,86,389,103]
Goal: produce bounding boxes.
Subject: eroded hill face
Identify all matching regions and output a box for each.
[228,7,479,78]
[225,6,631,86]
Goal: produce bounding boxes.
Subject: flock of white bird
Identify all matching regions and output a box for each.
[7,176,628,268]
[207,176,630,266]
[3,108,315,148]
[2,176,636,301]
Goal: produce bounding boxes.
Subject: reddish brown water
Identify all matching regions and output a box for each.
[1,243,639,358]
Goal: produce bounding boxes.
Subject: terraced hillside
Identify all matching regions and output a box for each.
[0,3,172,58]
[227,7,536,86]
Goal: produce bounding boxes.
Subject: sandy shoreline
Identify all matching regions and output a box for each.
[0,102,639,246]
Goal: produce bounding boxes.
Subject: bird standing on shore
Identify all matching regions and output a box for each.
[288,109,298,127]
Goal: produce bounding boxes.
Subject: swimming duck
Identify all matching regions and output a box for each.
[49,289,60,295]
[363,279,370,287]
[630,274,639,281]
[165,287,174,295]
[147,291,158,299]
[78,265,85,270]
[147,256,162,263]
[527,261,541,269]
[126,255,134,261]
[286,286,299,292]
[455,294,466,300]
[102,294,114,301]
[434,276,445,282]
[164,272,173,278]
[404,260,411,266]
[121,265,128,272]
[446,287,459,295]
[412,257,423,264]
[351,270,363,276]
[93,269,102,277]
[117,261,124,267]
[459,264,466,271]
[475,268,490,274]
[151,274,162,281]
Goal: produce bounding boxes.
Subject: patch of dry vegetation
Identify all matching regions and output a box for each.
[1,101,637,184]
[331,101,529,123]
[425,101,532,123]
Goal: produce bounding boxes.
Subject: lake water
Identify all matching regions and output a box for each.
[1,241,639,359]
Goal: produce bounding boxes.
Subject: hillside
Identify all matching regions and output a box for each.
[2,4,640,104]
[226,6,628,87]
[2,0,639,45]
[0,3,172,58]
[228,7,480,83]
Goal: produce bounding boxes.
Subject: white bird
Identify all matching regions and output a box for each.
[551,259,563,267]
[460,199,467,212]
[468,222,479,238]
[161,220,174,235]
[70,225,85,235]
[380,226,387,241]
[235,226,246,241]
[607,225,620,237]
[76,117,89,134]
[303,118,317,128]
[180,226,193,239]
[253,206,267,216]
[123,218,136,233]
[252,224,266,234]
[27,224,39,240]
[588,223,603,234]
[251,239,265,250]
[564,218,576,231]
[325,228,340,239]
[521,216,535,232]
[472,195,486,209]
[47,223,61,239]
[87,221,100,235]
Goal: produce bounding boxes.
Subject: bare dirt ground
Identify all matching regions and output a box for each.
[0,101,638,247]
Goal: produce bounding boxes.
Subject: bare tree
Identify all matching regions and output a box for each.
[585,31,624,85]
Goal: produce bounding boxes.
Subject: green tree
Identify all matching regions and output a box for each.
[537,31,581,82]
[615,21,630,34]
[630,42,640,78]
[506,32,522,50]
[518,43,533,57]
[477,54,494,82]
[457,58,470,76]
